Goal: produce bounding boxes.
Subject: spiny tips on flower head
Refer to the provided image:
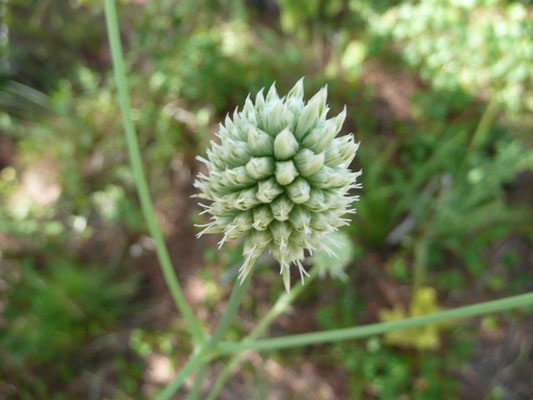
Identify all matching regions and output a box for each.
[195,78,362,291]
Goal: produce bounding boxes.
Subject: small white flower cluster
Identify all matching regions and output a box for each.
[195,78,361,291]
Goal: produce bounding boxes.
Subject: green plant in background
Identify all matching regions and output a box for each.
[101,1,533,398]
[329,336,469,400]
[1,0,532,398]
[1,257,135,364]
[375,0,533,115]
[0,256,135,397]
[379,287,444,350]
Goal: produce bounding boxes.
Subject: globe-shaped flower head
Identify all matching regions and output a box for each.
[195,79,361,291]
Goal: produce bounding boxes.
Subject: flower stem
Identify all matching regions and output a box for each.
[188,362,207,400]
[206,267,320,400]
[103,0,205,344]
[209,273,253,346]
[161,273,253,399]
[156,350,205,400]
[216,291,533,353]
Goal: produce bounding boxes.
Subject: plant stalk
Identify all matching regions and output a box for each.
[216,291,533,353]
[206,267,320,400]
[103,0,205,344]
[188,362,207,400]
[163,273,253,399]
[156,350,205,400]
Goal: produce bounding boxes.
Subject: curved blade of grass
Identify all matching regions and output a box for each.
[104,0,205,343]
[216,291,533,353]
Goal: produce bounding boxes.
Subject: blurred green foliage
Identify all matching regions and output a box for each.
[379,287,444,350]
[0,0,532,398]
[376,0,533,114]
[1,257,135,363]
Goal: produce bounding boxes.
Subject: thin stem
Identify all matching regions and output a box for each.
[206,267,320,400]
[161,274,253,399]
[253,268,319,337]
[156,350,205,400]
[188,363,207,400]
[103,0,205,344]
[216,291,533,354]
[209,274,252,347]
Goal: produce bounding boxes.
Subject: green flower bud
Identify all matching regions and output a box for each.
[266,83,279,103]
[302,119,337,153]
[287,77,304,99]
[307,166,353,188]
[275,160,298,185]
[267,101,287,134]
[257,177,284,203]
[293,148,325,176]
[253,205,274,231]
[236,186,262,210]
[215,192,240,212]
[325,134,359,167]
[289,206,311,234]
[311,212,335,234]
[195,78,361,290]
[223,211,253,241]
[225,139,251,166]
[304,188,328,212]
[270,195,294,221]
[242,96,256,122]
[245,157,275,180]
[269,220,292,250]
[295,94,321,139]
[224,166,254,187]
[248,126,274,156]
[254,88,265,111]
[239,229,272,283]
[274,128,299,160]
[334,106,347,131]
[285,177,311,204]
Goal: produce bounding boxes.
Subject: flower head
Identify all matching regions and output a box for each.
[195,78,361,291]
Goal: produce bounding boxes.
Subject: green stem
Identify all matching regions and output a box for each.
[156,350,205,400]
[103,0,205,344]
[209,273,252,346]
[216,291,533,354]
[206,267,320,400]
[188,363,207,400]
[253,268,319,338]
[161,274,253,399]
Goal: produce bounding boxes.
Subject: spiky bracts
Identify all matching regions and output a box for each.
[195,78,361,291]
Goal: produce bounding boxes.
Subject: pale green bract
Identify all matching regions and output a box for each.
[195,78,361,291]
[312,231,355,281]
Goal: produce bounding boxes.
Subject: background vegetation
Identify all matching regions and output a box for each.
[1,0,532,398]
